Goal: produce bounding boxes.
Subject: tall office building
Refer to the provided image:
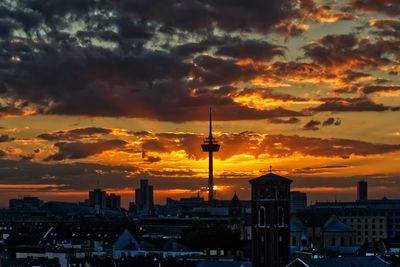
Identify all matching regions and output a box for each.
[290,191,307,213]
[108,193,121,210]
[250,172,292,267]
[89,189,107,209]
[357,180,368,202]
[88,189,121,210]
[135,179,154,215]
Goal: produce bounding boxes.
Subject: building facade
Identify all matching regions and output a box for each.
[135,179,154,215]
[357,180,368,202]
[290,192,307,213]
[250,172,292,267]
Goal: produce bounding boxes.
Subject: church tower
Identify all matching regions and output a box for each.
[249,171,292,267]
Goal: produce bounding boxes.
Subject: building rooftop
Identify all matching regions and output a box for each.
[249,172,292,185]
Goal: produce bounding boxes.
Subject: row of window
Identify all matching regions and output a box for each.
[291,236,351,247]
[343,218,384,223]
[352,224,384,229]
[357,230,384,236]
[258,207,285,227]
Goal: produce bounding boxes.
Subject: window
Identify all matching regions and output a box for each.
[258,207,266,227]
[278,207,284,226]
[340,237,345,246]
[331,237,336,246]
[292,236,297,246]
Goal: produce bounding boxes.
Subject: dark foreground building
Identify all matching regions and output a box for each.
[250,172,292,267]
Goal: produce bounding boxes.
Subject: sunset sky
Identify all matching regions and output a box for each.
[0,0,399,207]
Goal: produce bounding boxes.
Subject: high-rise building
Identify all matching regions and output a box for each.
[357,180,368,202]
[108,193,121,210]
[135,179,154,215]
[290,191,307,213]
[89,189,107,209]
[88,189,121,210]
[250,172,292,267]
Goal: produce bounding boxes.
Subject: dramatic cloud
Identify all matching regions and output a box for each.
[337,85,400,95]
[46,139,128,161]
[322,117,341,126]
[303,120,321,131]
[137,131,400,160]
[268,117,300,124]
[351,0,400,16]
[311,97,399,112]
[38,127,112,141]
[303,34,400,72]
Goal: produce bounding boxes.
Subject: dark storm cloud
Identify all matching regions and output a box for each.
[0,0,310,122]
[369,19,400,38]
[360,85,400,95]
[46,139,127,161]
[303,34,397,69]
[215,40,284,61]
[303,120,321,131]
[120,0,296,33]
[311,97,399,112]
[351,0,400,16]
[38,127,112,141]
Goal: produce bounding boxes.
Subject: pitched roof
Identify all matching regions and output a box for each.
[249,172,292,185]
[323,219,354,232]
[288,255,389,267]
[229,193,242,207]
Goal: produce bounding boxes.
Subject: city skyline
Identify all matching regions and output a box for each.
[0,0,399,207]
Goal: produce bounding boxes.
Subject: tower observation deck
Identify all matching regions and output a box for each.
[201,108,220,202]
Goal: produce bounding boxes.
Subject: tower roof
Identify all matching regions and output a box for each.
[249,172,292,185]
[229,193,242,207]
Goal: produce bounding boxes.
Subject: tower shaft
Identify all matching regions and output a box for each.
[201,108,220,203]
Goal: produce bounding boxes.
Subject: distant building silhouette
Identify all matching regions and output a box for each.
[201,108,220,203]
[135,179,154,215]
[89,189,107,210]
[88,189,121,211]
[290,191,307,213]
[9,197,43,211]
[250,172,292,267]
[357,180,368,202]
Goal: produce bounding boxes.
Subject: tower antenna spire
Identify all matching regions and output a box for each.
[209,107,212,139]
[201,107,220,203]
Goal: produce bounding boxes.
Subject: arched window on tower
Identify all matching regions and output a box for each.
[340,237,345,246]
[258,207,266,227]
[331,237,336,246]
[278,207,284,226]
